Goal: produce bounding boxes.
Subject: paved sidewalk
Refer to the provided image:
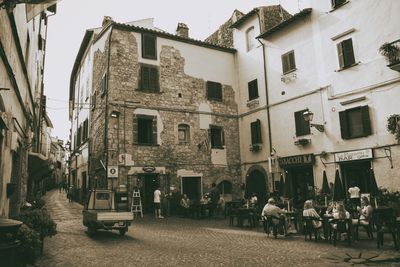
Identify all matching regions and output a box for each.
[37,190,400,267]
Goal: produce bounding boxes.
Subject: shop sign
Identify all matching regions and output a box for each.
[278,154,315,167]
[334,149,373,162]
[107,166,118,178]
[142,166,156,173]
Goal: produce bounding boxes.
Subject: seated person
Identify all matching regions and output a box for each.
[261,198,286,231]
[326,201,338,215]
[217,195,225,216]
[354,196,373,226]
[250,193,258,208]
[331,203,351,230]
[179,194,191,216]
[303,200,323,228]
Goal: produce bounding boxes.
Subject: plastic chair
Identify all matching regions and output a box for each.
[303,216,323,241]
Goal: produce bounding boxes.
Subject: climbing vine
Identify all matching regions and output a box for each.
[386,114,400,142]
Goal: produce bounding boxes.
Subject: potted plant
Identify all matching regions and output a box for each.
[386,114,400,142]
[379,41,400,66]
[16,224,42,265]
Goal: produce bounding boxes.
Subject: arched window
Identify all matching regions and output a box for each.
[178,124,190,144]
[246,26,256,51]
[217,180,232,194]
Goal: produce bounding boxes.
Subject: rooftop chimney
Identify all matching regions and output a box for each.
[102,16,113,27]
[176,23,189,38]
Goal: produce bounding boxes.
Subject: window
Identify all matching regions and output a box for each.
[217,180,232,194]
[294,109,311,136]
[331,0,347,9]
[139,64,159,92]
[207,81,222,101]
[248,79,259,100]
[100,73,107,97]
[178,124,190,144]
[83,119,88,142]
[142,33,157,59]
[135,116,157,145]
[246,26,256,51]
[210,126,224,148]
[339,105,371,139]
[250,119,262,145]
[281,50,296,74]
[337,38,355,69]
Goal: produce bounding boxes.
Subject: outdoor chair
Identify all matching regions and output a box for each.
[376,214,399,250]
[329,218,352,246]
[262,215,286,239]
[303,216,323,241]
[353,211,374,240]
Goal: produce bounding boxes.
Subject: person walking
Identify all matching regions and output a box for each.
[154,187,164,219]
[67,186,73,202]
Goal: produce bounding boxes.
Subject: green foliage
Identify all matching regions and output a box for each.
[379,42,400,64]
[386,114,400,142]
[16,224,42,264]
[24,196,46,209]
[17,208,57,239]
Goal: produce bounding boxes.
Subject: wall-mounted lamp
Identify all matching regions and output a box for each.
[110,111,120,118]
[303,110,325,132]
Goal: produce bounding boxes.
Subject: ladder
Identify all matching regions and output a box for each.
[131,188,143,218]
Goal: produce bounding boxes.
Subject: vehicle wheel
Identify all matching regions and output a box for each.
[87,226,96,237]
[119,229,126,236]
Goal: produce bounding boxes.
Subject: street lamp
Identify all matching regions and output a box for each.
[303,110,325,132]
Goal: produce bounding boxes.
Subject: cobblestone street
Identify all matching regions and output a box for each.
[37,190,400,267]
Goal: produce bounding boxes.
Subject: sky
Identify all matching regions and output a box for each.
[44,0,301,142]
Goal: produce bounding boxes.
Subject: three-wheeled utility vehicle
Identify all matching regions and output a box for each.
[83,188,133,236]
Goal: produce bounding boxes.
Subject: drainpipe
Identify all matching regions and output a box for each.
[255,10,273,155]
[104,26,113,189]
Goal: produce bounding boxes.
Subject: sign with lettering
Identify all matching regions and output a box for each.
[278,154,314,167]
[142,166,156,173]
[334,149,373,162]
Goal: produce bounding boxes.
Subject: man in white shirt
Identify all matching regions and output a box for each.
[154,187,164,219]
[348,183,361,207]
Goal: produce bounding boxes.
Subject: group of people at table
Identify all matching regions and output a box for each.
[261,195,373,240]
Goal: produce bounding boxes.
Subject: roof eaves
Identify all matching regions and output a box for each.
[230,8,258,29]
[113,22,236,53]
[257,8,312,39]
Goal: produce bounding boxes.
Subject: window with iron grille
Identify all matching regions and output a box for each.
[248,79,259,100]
[178,124,190,144]
[134,115,157,145]
[337,38,355,69]
[210,126,224,148]
[139,64,159,92]
[207,81,222,101]
[281,50,296,74]
[294,109,311,137]
[142,33,157,59]
[250,119,262,145]
[339,105,371,139]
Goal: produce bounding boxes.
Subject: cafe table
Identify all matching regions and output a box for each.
[236,206,257,227]
[283,210,300,233]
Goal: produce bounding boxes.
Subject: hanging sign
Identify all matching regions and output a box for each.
[107,166,118,178]
[334,148,373,162]
[278,154,314,167]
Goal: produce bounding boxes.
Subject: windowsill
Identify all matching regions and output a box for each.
[134,143,159,146]
[211,146,224,150]
[329,1,349,12]
[142,55,157,60]
[207,99,223,103]
[335,62,359,72]
[137,89,161,93]
[282,68,297,75]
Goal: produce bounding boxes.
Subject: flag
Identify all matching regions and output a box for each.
[25,0,59,21]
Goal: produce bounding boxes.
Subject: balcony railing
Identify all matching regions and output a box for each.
[379,39,400,72]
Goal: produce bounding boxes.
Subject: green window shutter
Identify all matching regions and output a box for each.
[342,39,355,67]
[288,51,296,70]
[281,54,289,74]
[250,121,257,145]
[361,105,371,136]
[132,116,138,144]
[149,67,158,91]
[152,116,157,145]
[337,42,345,68]
[339,110,350,139]
[221,128,225,146]
[140,66,149,90]
[248,79,259,100]
[142,34,157,59]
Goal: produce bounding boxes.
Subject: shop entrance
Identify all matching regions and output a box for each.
[341,160,371,193]
[245,169,267,207]
[287,165,314,208]
[138,173,160,213]
[181,176,202,203]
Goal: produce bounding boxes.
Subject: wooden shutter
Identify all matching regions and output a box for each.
[152,116,157,145]
[361,105,372,136]
[248,79,258,100]
[294,110,310,137]
[337,42,345,68]
[339,110,350,139]
[288,51,296,70]
[142,34,157,59]
[282,51,295,74]
[149,67,159,91]
[281,54,289,74]
[207,82,222,101]
[251,120,262,144]
[342,39,355,67]
[132,116,138,144]
[140,66,149,90]
[221,128,225,146]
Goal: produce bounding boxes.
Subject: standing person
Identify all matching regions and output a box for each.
[348,183,361,208]
[154,187,164,219]
[67,186,73,202]
[208,183,220,218]
[179,194,191,217]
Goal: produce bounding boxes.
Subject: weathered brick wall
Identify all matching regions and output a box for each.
[101,28,242,194]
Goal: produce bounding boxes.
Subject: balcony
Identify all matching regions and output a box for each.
[379,39,400,72]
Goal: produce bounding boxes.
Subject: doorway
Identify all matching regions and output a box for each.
[181,176,202,203]
[138,173,160,213]
[341,160,371,193]
[245,169,267,207]
[287,165,314,207]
